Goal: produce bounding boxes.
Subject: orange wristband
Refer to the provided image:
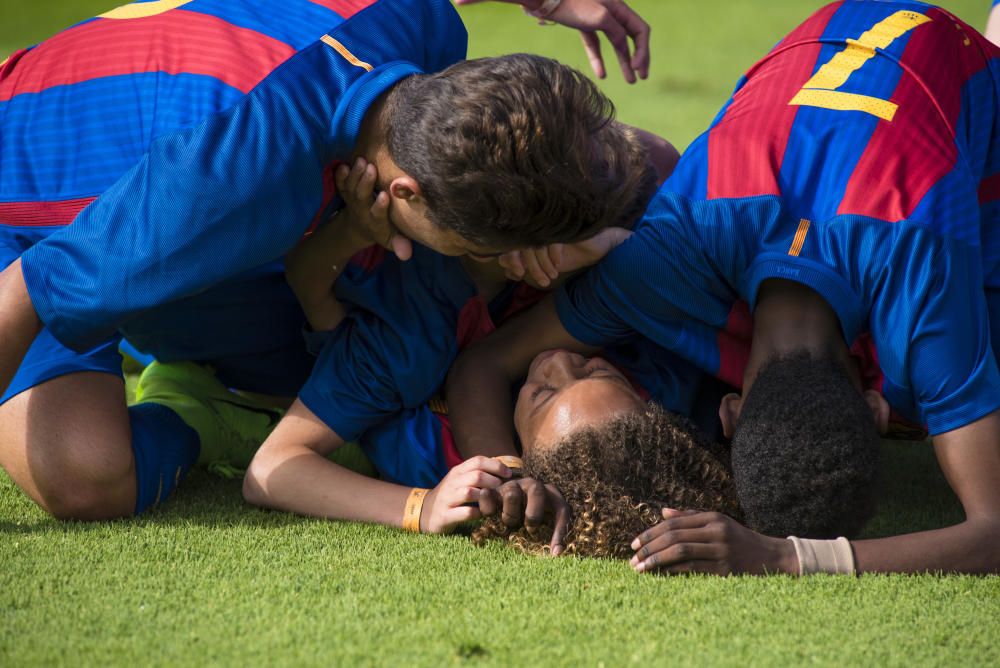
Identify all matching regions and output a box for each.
[402,488,429,533]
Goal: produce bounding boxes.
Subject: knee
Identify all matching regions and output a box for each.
[30,444,135,521]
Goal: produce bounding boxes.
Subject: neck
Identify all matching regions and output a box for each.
[745,279,857,389]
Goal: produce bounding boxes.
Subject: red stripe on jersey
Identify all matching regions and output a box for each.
[979,173,1000,205]
[436,414,466,470]
[0,11,295,102]
[306,0,377,18]
[456,296,497,350]
[305,162,343,236]
[837,9,989,219]
[0,197,96,227]
[706,3,839,199]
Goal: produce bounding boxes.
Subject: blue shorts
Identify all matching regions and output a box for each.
[1,225,315,404]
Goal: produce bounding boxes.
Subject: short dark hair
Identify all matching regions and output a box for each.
[731,352,880,539]
[472,403,741,558]
[385,54,656,248]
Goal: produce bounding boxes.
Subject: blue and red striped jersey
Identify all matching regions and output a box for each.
[300,243,705,489]
[558,0,1000,435]
[3,0,467,350]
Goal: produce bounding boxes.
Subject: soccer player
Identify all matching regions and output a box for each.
[0,0,654,521]
[448,0,1000,575]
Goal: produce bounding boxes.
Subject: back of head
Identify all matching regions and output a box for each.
[385,54,657,248]
[472,403,741,559]
[731,352,880,539]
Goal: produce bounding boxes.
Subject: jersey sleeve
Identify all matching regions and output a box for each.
[297,307,458,444]
[19,0,468,352]
[882,244,1000,435]
[556,197,737,353]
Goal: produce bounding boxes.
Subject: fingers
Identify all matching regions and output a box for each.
[499,251,526,282]
[478,488,500,517]
[453,455,513,480]
[593,8,635,84]
[522,478,549,535]
[579,30,606,80]
[547,484,570,556]
[631,527,717,564]
[609,0,651,79]
[452,468,505,491]
[630,510,711,550]
[633,542,722,574]
[522,249,551,288]
[499,483,525,529]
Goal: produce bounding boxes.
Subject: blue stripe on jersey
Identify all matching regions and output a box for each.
[777,3,913,223]
[179,0,347,50]
[0,74,243,200]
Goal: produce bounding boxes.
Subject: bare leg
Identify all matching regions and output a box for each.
[0,259,43,397]
[0,372,135,520]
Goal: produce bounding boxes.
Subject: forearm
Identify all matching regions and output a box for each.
[0,259,43,395]
[849,518,1000,575]
[447,350,521,459]
[244,440,410,527]
[286,221,368,332]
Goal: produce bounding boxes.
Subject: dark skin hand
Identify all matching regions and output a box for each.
[477,477,572,553]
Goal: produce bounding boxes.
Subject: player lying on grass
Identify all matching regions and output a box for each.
[0,0,655,521]
[448,0,1000,575]
[242,152,877,551]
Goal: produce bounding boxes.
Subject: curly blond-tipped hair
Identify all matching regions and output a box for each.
[471,403,741,559]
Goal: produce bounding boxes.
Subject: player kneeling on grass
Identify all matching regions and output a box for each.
[0,0,654,521]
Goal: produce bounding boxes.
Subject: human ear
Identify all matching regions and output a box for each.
[718,393,743,439]
[863,389,890,435]
[389,176,421,201]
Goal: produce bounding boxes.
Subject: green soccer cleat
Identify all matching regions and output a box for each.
[133,361,284,477]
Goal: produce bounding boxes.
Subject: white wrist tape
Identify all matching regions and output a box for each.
[787,536,856,575]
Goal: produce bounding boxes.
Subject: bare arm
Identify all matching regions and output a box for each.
[0,259,43,396]
[850,411,1000,573]
[631,411,1000,575]
[244,400,514,532]
[446,296,598,459]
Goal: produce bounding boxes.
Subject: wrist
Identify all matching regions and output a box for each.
[403,487,429,533]
[774,536,800,575]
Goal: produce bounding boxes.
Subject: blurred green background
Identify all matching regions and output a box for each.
[0,0,989,150]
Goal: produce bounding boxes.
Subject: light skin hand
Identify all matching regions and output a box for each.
[422,456,513,533]
[454,0,651,82]
[498,227,632,288]
[244,401,513,533]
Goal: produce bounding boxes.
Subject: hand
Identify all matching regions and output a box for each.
[421,456,513,534]
[499,227,632,287]
[456,1,650,82]
[335,158,413,260]
[629,509,798,575]
[549,0,651,83]
[477,476,572,555]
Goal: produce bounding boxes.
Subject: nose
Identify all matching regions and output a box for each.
[541,350,588,383]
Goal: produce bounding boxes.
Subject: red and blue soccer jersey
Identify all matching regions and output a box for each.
[1,0,467,353]
[558,0,1000,435]
[299,244,706,488]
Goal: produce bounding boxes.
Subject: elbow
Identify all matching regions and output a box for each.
[242,453,271,508]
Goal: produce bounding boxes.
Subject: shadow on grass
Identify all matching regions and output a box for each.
[0,441,964,538]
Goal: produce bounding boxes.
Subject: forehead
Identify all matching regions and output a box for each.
[533,379,643,445]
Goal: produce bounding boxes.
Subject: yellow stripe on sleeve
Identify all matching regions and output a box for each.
[788,219,811,257]
[100,0,194,19]
[321,35,373,72]
[789,89,899,121]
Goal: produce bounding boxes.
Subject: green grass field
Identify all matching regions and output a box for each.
[2,1,1000,665]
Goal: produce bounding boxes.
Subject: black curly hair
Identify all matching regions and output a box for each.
[472,403,741,558]
[731,351,880,538]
